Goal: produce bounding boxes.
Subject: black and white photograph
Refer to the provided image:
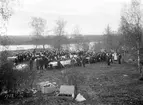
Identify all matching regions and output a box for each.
[0,0,143,104]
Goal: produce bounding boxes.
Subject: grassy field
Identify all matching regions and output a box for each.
[3,62,143,105]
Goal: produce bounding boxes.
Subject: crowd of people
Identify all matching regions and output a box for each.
[1,49,123,101]
[9,48,122,70]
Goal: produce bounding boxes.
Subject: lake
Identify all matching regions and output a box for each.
[0,42,95,51]
[0,45,51,51]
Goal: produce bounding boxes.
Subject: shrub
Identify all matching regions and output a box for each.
[0,50,34,94]
[0,51,16,93]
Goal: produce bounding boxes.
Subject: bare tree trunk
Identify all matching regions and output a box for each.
[123,50,126,63]
[43,44,45,50]
[137,42,142,74]
[36,44,38,49]
[137,49,141,71]
[33,45,37,58]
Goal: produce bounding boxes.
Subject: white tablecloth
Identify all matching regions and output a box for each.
[73,55,78,58]
[86,57,90,60]
[15,64,28,70]
[49,61,58,66]
[7,56,17,60]
[49,60,71,67]
[60,60,71,66]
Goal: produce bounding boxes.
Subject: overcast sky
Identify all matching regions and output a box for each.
[7,0,131,36]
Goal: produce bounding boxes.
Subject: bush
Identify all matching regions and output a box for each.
[0,50,15,93]
[0,50,33,94]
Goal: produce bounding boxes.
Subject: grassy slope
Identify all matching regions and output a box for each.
[34,62,143,105]
[3,62,143,105]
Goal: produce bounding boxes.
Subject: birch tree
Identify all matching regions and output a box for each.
[120,0,143,76]
[72,26,84,51]
[29,17,47,50]
[0,0,19,60]
[0,0,24,93]
[53,18,67,51]
[104,25,117,52]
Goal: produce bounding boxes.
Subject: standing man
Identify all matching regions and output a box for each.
[77,56,82,66]
[110,53,113,63]
[33,49,36,57]
[118,53,122,64]
[29,58,33,70]
[106,53,111,66]
[81,55,86,67]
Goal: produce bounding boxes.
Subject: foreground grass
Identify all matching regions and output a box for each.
[2,62,143,105]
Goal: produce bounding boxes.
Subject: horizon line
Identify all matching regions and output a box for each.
[6,34,104,36]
